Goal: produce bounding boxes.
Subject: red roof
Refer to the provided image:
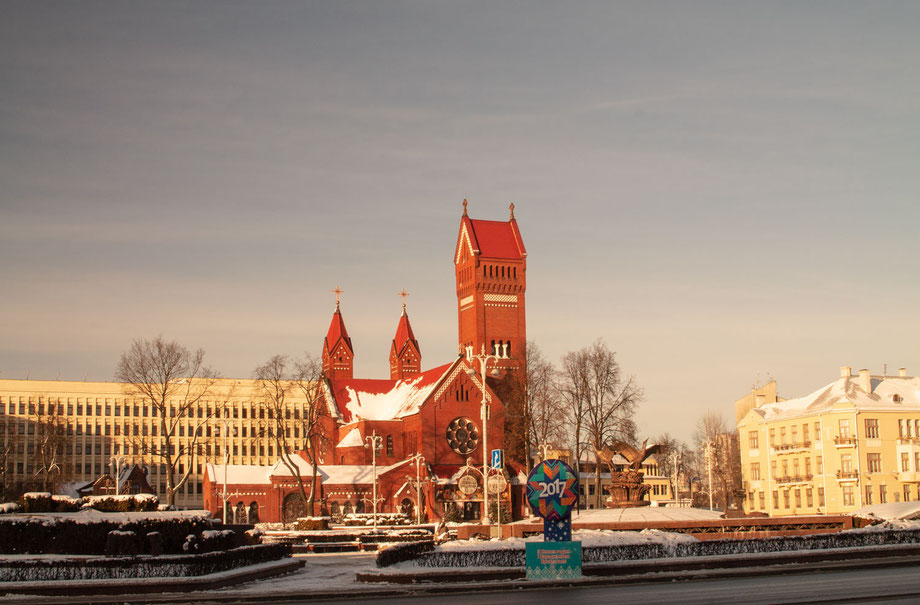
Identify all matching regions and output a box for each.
[324,307,352,352]
[393,310,419,354]
[463,217,526,260]
[327,361,455,423]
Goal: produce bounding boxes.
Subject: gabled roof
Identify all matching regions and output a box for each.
[392,309,419,355]
[326,360,459,423]
[456,210,527,262]
[324,306,352,353]
[742,373,920,424]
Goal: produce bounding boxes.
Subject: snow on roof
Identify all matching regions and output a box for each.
[754,374,920,422]
[328,362,454,422]
[206,463,271,485]
[269,456,315,477]
[851,501,920,521]
[317,464,412,485]
[337,427,363,448]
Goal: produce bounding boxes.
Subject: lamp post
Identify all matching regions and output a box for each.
[109,456,127,495]
[217,418,234,524]
[705,440,714,511]
[406,453,426,525]
[365,430,383,528]
[464,343,508,526]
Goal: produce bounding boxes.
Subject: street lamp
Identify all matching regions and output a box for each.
[365,431,384,528]
[110,456,127,495]
[217,418,234,524]
[464,343,508,526]
[405,453,427,525]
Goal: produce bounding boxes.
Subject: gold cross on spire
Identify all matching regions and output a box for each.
[332,286,344,309]
[398,288,410,310]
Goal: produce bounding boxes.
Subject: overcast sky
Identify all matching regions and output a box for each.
[2,1,918,443]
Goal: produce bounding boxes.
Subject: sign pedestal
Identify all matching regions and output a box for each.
[524,459,581,580]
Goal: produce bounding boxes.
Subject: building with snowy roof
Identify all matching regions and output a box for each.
[738,366,920,517]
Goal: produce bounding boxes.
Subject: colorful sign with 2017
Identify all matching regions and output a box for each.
[525,459,578,522]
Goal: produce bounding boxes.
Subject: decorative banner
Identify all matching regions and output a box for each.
[544,516,571,542]
[525,541,582,580]
[487,473,508,495]
[458,474,478,495]
[525,459,579,523]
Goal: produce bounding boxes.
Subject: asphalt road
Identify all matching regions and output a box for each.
[289,563,920,605]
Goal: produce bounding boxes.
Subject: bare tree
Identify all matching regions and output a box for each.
[559,340,643,508]
[695,410,742,511]
[0,417,18,501]
[253,353,327,518]
[34,400,72,492]
[524,342,565,464]
[115,336,221,507]
[653,432,695,502]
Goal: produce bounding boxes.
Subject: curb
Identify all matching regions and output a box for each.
[0,558,304,597]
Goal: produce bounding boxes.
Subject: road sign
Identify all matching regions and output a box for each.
[491,449,503,469]
[487,473,508,494]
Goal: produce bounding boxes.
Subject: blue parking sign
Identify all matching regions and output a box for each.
[491,449,503,469]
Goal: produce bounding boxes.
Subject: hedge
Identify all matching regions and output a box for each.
[0,515,216,555]
[0,543,291,582]
[413,527,920,568]
[376,540,435,568]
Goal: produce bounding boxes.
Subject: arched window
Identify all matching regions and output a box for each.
[386,435,394,457]
[506,341,511,357]
[491,340,496,355]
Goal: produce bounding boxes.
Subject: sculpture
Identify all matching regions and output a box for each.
[595,439,661,508]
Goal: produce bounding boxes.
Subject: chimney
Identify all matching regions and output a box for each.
[755,394,765,408]
[840,366,852,378]
[899,368,908,377]
[859,369,872,393]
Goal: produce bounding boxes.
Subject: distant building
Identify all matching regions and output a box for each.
[738,366,920,516]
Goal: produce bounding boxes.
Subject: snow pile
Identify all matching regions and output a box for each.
[0,502,20,514]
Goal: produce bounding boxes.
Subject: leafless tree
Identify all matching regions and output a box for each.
[115,336,221,507]
[559,340,643,508]
[695,410,742,511]
[0,417,18,501]
[253,353,327,517]
[653,432,695,502]
[524,342,565,465]
[34,400,72,492]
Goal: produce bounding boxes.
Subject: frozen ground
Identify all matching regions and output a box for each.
[219,552,379,593]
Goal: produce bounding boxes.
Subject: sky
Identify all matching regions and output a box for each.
[1,1,918,444]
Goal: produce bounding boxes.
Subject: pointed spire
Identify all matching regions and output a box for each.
[509,202,515,220]
[390,292,420,379]
[462,198,468,216]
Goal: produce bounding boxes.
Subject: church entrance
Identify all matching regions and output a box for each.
[462,501,481,521]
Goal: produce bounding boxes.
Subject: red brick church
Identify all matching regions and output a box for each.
[204,202,528,523]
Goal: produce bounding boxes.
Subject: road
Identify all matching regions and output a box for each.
[286,562,920,605]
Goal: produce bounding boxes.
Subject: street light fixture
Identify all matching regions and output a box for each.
[109,456,127,495]
[405,453,427,525]
[217,418,234,524]
[365,431,384,528]
[464,343,508,526]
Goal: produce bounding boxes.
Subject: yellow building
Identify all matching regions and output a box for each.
[738,366,920,516]
[0,378,313,509]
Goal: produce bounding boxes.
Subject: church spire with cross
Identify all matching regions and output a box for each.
[390,288,421,380]
[323,286,354,380]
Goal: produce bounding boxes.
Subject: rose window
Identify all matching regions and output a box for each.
[446,417,479,455]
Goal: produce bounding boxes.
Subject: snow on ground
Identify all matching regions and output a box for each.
[547,506,723,524]
[438,528,696,552]
[216,552,379,594]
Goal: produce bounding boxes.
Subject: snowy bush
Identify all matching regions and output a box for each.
[296,516,330,531]
[199,529,238,553]
[0,544,292,582]
[0,502,21,514]
[20,492,54,513]
[343,513,410,526]
[376,540,435,568]
[0,514,215,555]
[83,493,158,512]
